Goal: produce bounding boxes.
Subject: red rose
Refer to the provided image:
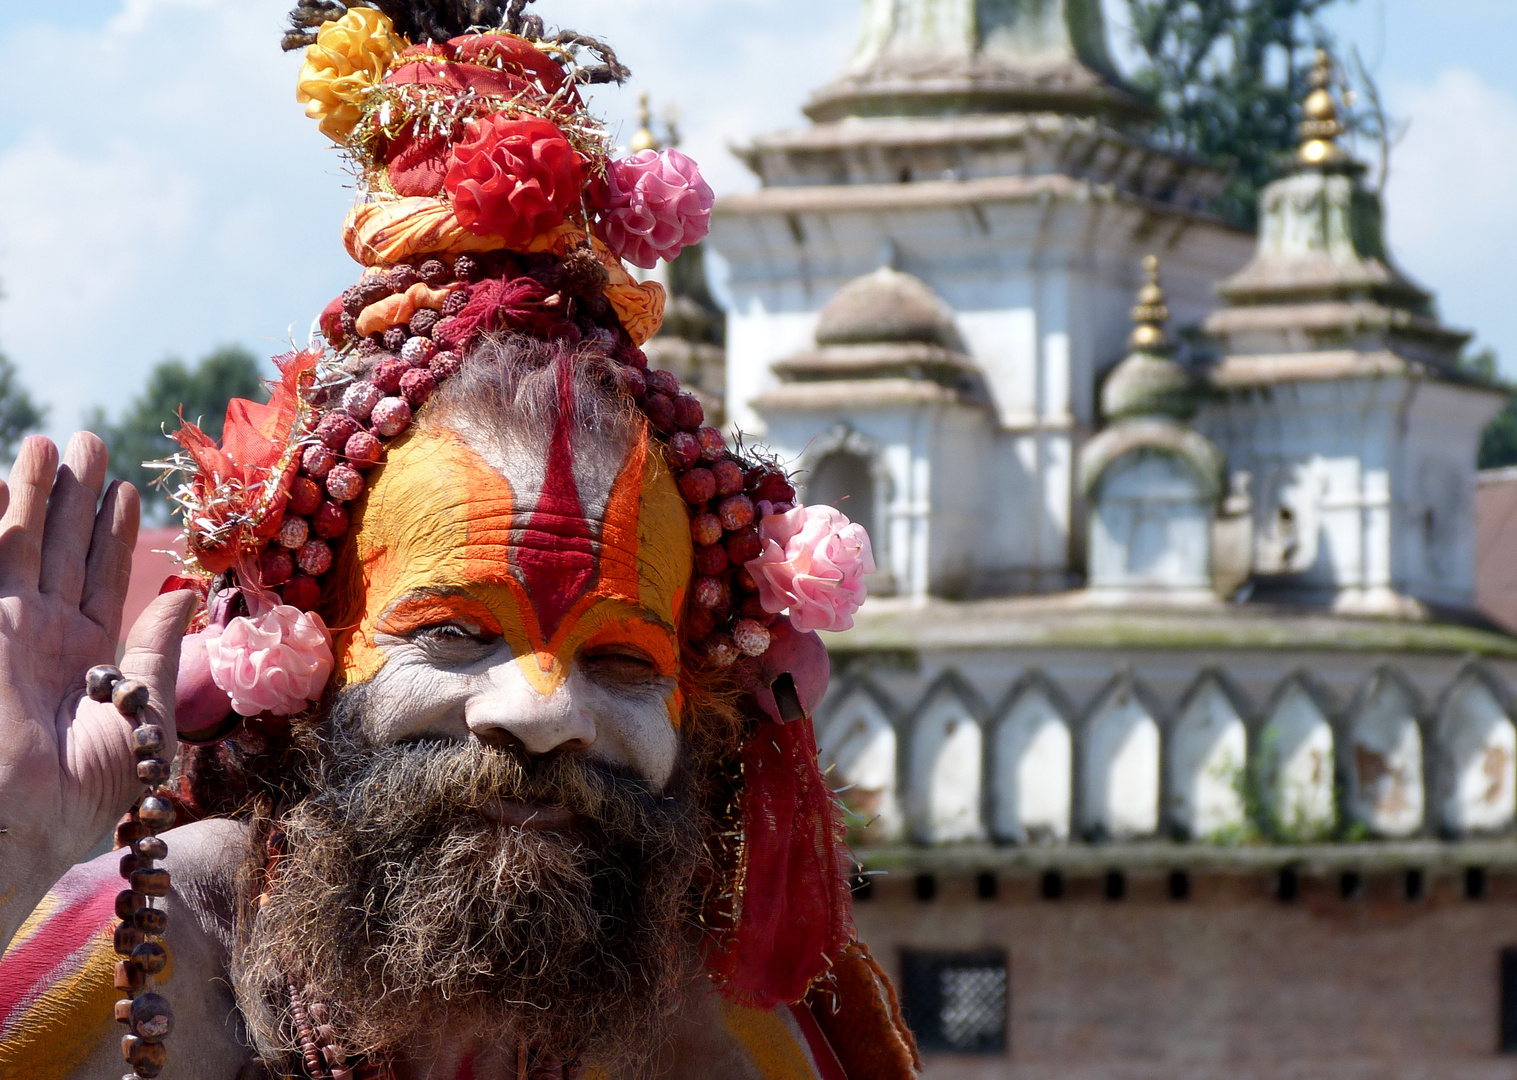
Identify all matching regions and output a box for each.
[445,114,585,247]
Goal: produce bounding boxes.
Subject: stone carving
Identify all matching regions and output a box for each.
[1345,673,1425,838]
[992,679,1072,843]
[1434,670,1516,836]
[907,678,987,844]
[818,679,904,844]
[1168,674,1248,839]
[1079,674,1161,840]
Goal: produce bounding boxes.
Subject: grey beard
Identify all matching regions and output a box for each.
[232,689,706,1073]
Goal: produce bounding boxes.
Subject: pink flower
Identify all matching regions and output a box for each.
[596,149,714,269]
[745,504,875,633]
[204,605,335,717]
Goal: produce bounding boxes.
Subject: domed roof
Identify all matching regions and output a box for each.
[814,267,960,348]
[1100,353,1195,420]
[1100,255,1194,421]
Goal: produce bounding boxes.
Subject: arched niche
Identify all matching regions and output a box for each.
[907,682,985,845]
[1089,450,1211,590]
[1434,671,1516,837]
[807,450,877,541]
[1258,680,1335,839]
[1345,674,1424,838]
[818,683,902,845]
[1168,675,1247,840]
[992,681,1072,843]
[799,424,893,596]
[1080,678,1160,840]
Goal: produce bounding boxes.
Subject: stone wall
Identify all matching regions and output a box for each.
[820,639,1517,845]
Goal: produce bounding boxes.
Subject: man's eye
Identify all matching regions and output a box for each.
[412,622,492,644]
[582,646,659,678]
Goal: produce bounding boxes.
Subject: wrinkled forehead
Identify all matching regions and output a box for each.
[337,410,693,684]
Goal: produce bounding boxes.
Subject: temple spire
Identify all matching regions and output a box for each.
[1128,255,1171,354]
[806,0,1150,123]
[629,91,658,154]
[1296,49,1347,169]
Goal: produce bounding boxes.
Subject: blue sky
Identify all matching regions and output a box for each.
[0,0,1514,447]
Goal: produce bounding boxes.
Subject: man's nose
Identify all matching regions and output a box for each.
[463,658,596,755]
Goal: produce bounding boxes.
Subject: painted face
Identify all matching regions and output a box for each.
[335,405,693,788]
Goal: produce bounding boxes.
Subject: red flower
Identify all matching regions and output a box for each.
[445,115,585,246]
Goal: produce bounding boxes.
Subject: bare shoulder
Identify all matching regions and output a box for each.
[650,977,841,1080]
[0,817,255,1080]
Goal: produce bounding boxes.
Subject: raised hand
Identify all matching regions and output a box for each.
[0,434,196,950]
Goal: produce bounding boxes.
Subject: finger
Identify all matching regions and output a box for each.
[118,589,199,767]
[39,432,109,605]
[0,478,10,522]
[81,481,141,642]
[0,436,59,593]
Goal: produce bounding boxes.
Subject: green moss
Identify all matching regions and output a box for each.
[830,606,1517,658]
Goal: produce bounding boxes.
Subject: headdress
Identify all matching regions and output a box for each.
[151,2,915,1071]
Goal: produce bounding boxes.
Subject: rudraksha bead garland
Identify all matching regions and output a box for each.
[259,247,797,664]
[88,664,176,1080]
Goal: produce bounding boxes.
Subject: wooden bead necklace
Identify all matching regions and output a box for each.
[88,664,176,1080]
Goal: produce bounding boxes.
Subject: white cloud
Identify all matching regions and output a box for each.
[22,0,1509,448]
[1381,69,1517,370]
[0,1,361,441]
[0,0,856,444]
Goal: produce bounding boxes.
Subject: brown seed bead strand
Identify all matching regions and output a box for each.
[637,367,794,664]
[288,980,331,1080]
[89,664,175,1080]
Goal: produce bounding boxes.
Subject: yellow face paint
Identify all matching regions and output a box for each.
[336,417,692,705]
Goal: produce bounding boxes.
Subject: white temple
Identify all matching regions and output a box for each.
[706,1,1517,849]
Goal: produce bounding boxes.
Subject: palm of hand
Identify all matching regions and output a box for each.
[0,435,192,876]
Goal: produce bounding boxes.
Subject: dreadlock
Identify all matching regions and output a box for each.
[281,0,629,83]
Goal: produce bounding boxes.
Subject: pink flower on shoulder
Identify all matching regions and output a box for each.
[204,605,335,717]
[745,504,876,633]
[596,148,714,269]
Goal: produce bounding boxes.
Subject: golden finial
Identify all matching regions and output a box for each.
[629,91,658,154]
[1297,49,1346,167]
[1129,254,1170,353]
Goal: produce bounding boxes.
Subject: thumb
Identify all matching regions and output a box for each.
[119,589,199,760]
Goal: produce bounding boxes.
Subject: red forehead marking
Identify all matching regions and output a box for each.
[512,374,595,638]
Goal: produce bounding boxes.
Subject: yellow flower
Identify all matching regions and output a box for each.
[296,8,400,142]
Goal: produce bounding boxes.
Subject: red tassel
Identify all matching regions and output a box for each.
[707,715,854,1008]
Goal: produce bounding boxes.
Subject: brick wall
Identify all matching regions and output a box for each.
[854,866,1517,1080]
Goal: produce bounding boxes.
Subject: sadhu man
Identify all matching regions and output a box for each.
[0,3,919,1079]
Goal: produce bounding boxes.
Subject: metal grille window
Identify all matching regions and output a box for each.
[900,949,1008,1054]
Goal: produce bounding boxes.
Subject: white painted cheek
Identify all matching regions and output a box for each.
[357,652,479,743]
[564,667,679,789]
[356,637,494,746]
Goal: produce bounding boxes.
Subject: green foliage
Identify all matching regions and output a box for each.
[1120,0,1345,225]
[0,351,47,461]
[1456,347,1517,470]
[1202,728,1344,845]
[90,346,267,520]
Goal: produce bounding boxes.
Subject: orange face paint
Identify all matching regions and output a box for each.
[337,409,692,706]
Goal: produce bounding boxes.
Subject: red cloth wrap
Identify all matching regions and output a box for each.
[432,277,574,352]
[708,714,855,1007]
[386,128,451,197]
[174,349,318,573]
[381,35,584,197]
